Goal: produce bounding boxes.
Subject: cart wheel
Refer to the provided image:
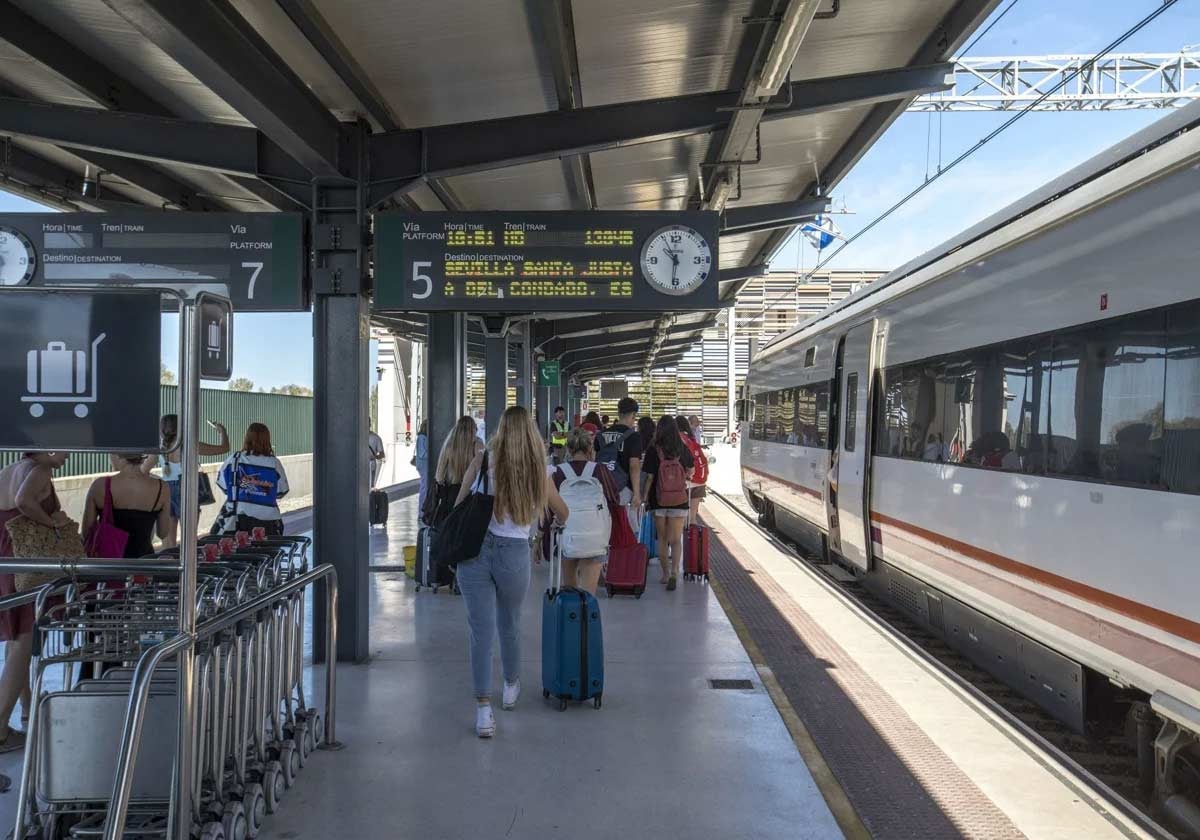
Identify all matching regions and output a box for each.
[280,740,299,787]
[242,783,265,838]
[542,689,550,699]
[296,722,311,762]
[199,821,225,840]
[594,695,602,710]
[558,698,568,712]
[304,721,317,755]
[294,723,308,767]
[223,800,247,840]
[311,713,323,746]
[263,762,284,813]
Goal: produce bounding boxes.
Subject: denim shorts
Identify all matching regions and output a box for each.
[653,508,688,519]
[167,479,181,519]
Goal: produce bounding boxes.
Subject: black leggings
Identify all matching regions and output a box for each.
[217,514,285,537]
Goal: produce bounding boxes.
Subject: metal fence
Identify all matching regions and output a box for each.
[1,386,313,477]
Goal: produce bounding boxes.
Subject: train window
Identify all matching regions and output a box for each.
[735,398,755,424]
[777,388,796,443]
[1164,301,1200,493]
[1044,335,1092,478]
[1096,310,1166,487]
[804,347,816,367]
[1002,338,1052,473]
[795,383,827,447]
[845,373,858,452]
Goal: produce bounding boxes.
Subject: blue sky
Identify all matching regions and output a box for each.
[2,0,1195,389]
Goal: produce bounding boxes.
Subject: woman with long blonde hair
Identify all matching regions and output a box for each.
[455,406,569,737]
[423,416,484,526]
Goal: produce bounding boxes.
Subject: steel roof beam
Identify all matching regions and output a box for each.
[102,0,346,177]
[367,62,954,189]
[0,143,103,211]
[0,96,310,182]
[541,325,707,359]
[721,198,830,235]
[561,336,697,369]
[748,0,1000,266]
[569,350,691,379]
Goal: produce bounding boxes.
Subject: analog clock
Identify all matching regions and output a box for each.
[640,225,712,296]
[0,226,36,287]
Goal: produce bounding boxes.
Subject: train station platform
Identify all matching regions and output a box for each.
[261,490,842,840]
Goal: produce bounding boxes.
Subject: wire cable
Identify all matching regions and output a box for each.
[960,0,1022,58]
[746,0,1180,330]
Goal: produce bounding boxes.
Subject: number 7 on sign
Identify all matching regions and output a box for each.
[242,262,264,299]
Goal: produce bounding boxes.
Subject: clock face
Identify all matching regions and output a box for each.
[640,225,712,296]
[0,226,36,287]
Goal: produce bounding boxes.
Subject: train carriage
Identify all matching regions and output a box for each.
[742,102,1200,808]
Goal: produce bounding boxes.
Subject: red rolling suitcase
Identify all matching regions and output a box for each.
[684,517,710,582]
[605,543,648,598]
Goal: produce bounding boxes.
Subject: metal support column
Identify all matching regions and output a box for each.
[485,334,507,438]
[312,122,370,663]
[426,312,466,463]
[559,376,572,423]
[513,331,531,412]
[726,306,737,439]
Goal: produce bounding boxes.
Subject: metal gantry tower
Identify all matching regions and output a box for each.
[910,51,1200,112]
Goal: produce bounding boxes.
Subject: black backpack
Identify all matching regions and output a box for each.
[595,427,635,491]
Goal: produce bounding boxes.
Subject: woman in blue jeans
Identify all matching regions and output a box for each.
[455,406,569,738]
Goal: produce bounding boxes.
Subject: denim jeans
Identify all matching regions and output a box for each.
[456,531,532,698]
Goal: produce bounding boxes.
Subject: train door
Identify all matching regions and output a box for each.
[833,321,876,572]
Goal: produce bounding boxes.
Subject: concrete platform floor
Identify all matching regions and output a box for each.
[261,493,842,840]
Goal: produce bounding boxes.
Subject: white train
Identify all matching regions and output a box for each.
[741,102,1200,817]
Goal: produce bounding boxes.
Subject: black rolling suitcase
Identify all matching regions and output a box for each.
[369,489,389,526]
[415,526,456,593]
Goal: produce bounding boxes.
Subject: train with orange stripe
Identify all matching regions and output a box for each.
[741,103,1200,817]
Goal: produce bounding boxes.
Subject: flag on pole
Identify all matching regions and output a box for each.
[800,215,842,250]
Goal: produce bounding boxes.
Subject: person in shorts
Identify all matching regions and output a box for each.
[676,415,708,523]
[552,427,620,595]
[642,416,694,590]
[593,397,643,530]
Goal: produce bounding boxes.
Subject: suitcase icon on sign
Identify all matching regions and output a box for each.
[23,334,106,419]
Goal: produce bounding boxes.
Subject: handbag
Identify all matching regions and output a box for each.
[431,452,493,574]
[197,472,216,507]
[83,478,130,559]
[5,514,86,591]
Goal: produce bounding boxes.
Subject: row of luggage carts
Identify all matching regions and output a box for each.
[12,534,328,840]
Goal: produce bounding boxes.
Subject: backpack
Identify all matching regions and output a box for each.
[595,427,635,491]
[557,462,612,558]
[682,435,708,484]
[654,446,689,507]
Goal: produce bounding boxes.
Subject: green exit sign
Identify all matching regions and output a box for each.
[538,360,560,387]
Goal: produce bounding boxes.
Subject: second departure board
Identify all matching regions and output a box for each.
[373,211,720,312]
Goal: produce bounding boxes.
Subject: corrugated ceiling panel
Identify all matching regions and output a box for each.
[12,0,249,124]
[446,159,572,212]
[311,0,553,125]
[588,135,710,211]
[572,0,754,106]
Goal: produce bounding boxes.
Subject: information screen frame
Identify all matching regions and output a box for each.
[0,211,306,312]
[373,211,720,313]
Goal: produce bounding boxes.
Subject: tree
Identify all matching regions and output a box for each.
[229,377,254,392]
[160,363,176,386]
[270,384,314,397]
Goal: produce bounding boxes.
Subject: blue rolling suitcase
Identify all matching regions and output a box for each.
[542,530,604,710]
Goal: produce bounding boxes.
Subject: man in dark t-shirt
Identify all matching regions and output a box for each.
[594,396,643,529]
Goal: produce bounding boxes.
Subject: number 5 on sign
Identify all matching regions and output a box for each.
[242,262,264,299]
[412,261,432,300]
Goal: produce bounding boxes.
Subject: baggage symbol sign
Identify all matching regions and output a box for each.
[23,334,106,418]
[199,293,233,381]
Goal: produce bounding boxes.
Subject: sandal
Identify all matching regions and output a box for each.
[666,576,677,591]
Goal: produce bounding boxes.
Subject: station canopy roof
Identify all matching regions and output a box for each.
[0,0,997,376]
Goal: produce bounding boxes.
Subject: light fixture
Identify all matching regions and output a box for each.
[708,174,733,212]
[754,0,819,99]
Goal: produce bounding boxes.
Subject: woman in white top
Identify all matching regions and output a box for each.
[455,406,568,738]
[143,413,229,543]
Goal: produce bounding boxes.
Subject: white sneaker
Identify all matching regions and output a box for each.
[475,703,495,738]
[502,678,521,711]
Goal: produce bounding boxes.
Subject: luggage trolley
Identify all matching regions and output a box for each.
[22,333,106,419]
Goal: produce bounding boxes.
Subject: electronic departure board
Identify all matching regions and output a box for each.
[373,211,720,313]
[0,212,306,311]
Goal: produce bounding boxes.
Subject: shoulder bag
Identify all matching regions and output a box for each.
[5,514,86,591]
[83,478,130,559]
[430,451,493,574]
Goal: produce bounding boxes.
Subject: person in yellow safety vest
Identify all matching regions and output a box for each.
[549,406,569,464]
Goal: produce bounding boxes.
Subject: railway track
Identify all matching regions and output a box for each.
[709,488,1178,840]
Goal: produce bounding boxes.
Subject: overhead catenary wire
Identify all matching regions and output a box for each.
[745,0,1180,330]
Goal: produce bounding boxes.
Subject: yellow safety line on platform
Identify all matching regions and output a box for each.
[707,543,871,840]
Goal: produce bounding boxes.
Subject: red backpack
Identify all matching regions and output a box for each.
[682,435,708,484]
[655,446,690,507]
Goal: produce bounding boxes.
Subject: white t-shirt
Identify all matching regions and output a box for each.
[216,452,290,521]
[475,465,534,539]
